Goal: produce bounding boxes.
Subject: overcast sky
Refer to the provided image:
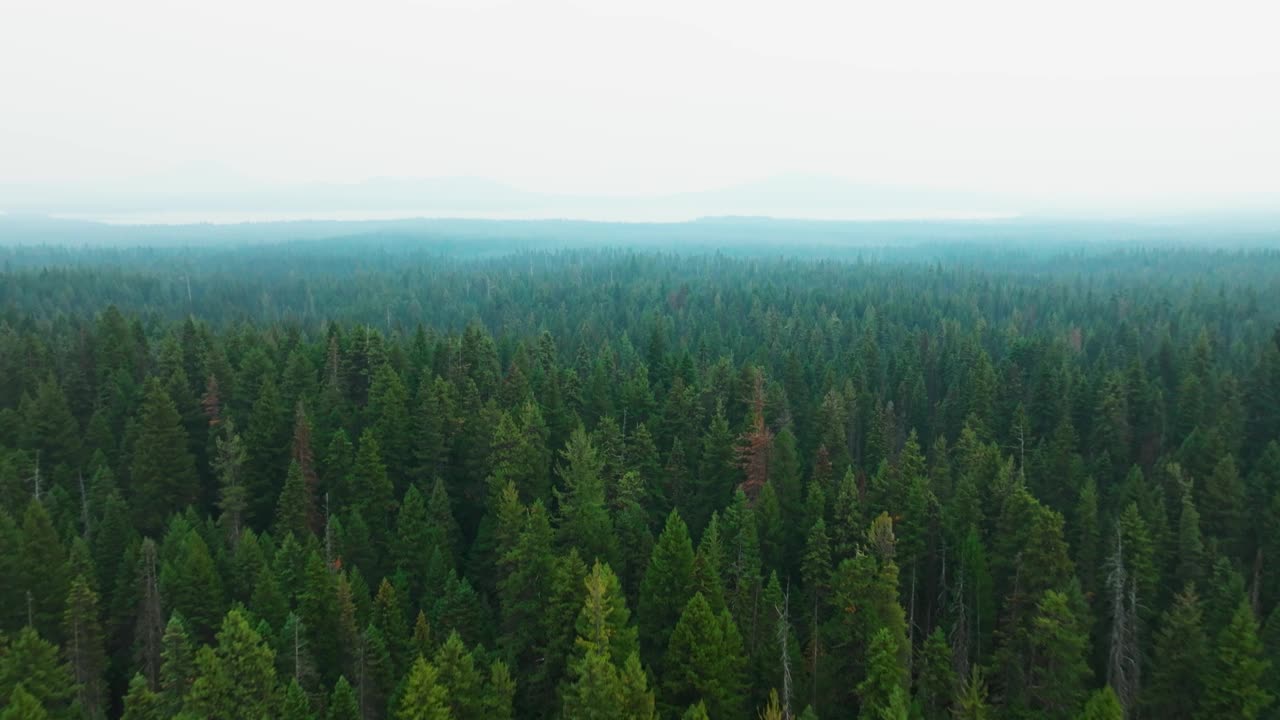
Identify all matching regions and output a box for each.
[3,0,1279,204]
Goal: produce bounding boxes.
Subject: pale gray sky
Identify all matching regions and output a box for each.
[3,0,1279,204]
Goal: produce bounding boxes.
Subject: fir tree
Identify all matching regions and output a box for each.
[186,609,278,720]
[395,657,450,720]
[638,510,696,673]
[661,592,746,719]
[129,379,198,533]
[62,575,106,717]
[1197,599,1272,720]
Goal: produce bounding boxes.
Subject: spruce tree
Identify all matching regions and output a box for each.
[555,427,616,565]
[857,627,909,719]
[1077,687,1123,720]
[1145,584,1207,720]
[62,575,106,717]
[120,673,162,720]
[1197,599,1272,720]
[395,657,450,720]
[661,592,746,719]
[129,379,198,534]
[186,609,278,720]
[638,510,696,673]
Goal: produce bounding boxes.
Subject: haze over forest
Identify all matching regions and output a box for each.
[4,1,1280,720]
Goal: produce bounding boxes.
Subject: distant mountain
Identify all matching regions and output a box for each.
[0,175,1023,222]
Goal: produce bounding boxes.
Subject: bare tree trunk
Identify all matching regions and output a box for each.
[777,583,794,720]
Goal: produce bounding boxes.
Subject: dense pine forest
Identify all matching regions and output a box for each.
[3,235,1280,720]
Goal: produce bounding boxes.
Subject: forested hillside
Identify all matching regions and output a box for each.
[2,240,1279,719]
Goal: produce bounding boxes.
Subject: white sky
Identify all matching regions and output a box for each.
[2,0,1279,200]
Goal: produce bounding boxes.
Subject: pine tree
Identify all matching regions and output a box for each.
[186,608,279,720]
[638,510,696,673]
[212,418,249,545]
[129,379,197,534]
[133,539,165,688]
[395,657,450,720]
[120,673,162,720]
[351,429,396,545]
[368,364,413,492]
[17,499,69,643]
[555,427,616,565]
[2,685,51,720]
[393,484,432,603]
[1077,687,1123,720]
[62,575,106,717]
[661,592,746,719]
[432,631,483,720]
[1024,590,1090,720]
[244,375,289,528]
[953,666,990,720]
[1197,599,1272,720]
[0,627,74,716]
[1175,489,1206,590]
[327,677,359,720]
[275,460,312,540]
[916,627,955,720]
[692,515,727,614]
[159,531,224,641]
[1201,454,1246,560]
[1145,584,1207,720]
[280,678,315,720]
[857,627,909,719]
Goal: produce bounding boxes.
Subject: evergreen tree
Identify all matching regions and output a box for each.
[120,674,162,720]
[186,609,278,720]
[1197,599,1272,720]
[1145,584,1208,720]
[129,379,198,534]
[275,460,312,540]
[212,418,249,545]
[1024,590,1090,720]
[17,499,69,643]
[280,678,315,720]
[915,627,955,720]
[1077,687,1123,720]
[327,677,360,720]
[2,685,51,720]
[556,427,616,565]
[395,657,450,720]
[660,592,746,719]
[62,575,106,717]
[953,666,991,720]
[0,627,74,716]
[857,627,909,720]
[638,510,696,673]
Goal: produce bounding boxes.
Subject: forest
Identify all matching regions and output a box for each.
[1,235,1279,719]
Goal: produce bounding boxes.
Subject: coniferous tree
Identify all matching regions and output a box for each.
[1197,599,1272,720]
[185,608,278,720]
[280,678,315,720]
[1144,584,1207,720]
[661,592,746,719]
[62,575,106,718]
[327,677,360,720]
[275,460,312,541]
[556,427,616,565]
[1077,687,1123,720]
[129,379,198,534]
[638,510,696,673]
[17,499,69,643]
[395,657,450,720]
[0,627,74,717]
[857,627,909,719]
[120,673,162,720]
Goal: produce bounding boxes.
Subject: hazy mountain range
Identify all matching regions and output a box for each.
[4,174,1277,224]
